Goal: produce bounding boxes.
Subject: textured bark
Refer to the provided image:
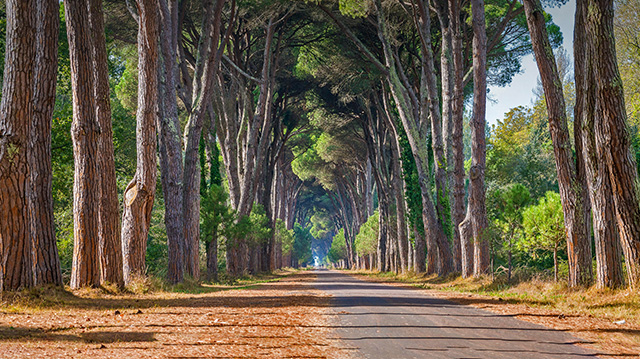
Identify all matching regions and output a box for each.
[575,0,623,289]
[66,0,102,289]
[121,0,159,285]
[449,0,466,274]
[30,0,62,287]
[467,0,490,277]
[459,209,474,278]
[586,0,640,288]
[439,14,458,271]
[385,116,409,273]
[0,0,37,291]
[89,0,124,288]
[414,229,427,273]
[158,0,185,284]
[183,0,226,279]
[377,0,454,275]
[524,0,593,286]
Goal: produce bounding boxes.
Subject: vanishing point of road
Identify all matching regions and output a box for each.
[314,269,597,359]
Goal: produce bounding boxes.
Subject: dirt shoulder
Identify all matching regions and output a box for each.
[345,270,640,359]
[0,271,350,359]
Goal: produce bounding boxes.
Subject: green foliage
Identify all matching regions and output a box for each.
[227,204,273,250]
[338,0,371,18]
[146,197,169,278]
[489,184,531,263]
[275,220,295,256]
[615,0,640,125]
[397,122,425,236]
[309,209,334,240]
[520,191,565,256]
[354,211,378,257]
[248,204,273,248]
[114,51,138,112]
[328,228,348,263]
[200,184,235,245]
[486,106,557,199]
[293,224,313,266]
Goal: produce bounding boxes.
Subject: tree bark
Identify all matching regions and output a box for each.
[575,0,623,289]
[158,0,185,284]
[121,0,160,285]
[376,0,454,275]
[467,0,490,277]
[30,0,62,287]
[586,0,640,288]
[449,0,466,274]
[524,0,593,286]
[0,0,37,291]
[66,0,102,289]
[89,0,124,288]
[182,0,226,279]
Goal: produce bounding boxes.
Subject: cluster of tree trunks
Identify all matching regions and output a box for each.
[323,0,639,290]
[3,0,640,291]
[320,0,514,276]
[522,0,640,288]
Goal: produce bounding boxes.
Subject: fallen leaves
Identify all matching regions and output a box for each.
[0,272,353,359]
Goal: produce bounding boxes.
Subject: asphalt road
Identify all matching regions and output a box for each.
[314,269,597,359]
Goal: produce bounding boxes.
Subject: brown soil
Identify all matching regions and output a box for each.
[0,271,354,359]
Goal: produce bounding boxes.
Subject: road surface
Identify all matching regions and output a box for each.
[314,269,597,359]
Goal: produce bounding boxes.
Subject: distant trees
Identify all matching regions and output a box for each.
[522,192,566,282]
[523,0,593,287]
[491,184,531,282]
[354,211,379,270]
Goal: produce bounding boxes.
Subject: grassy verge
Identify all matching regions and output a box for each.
[349,269,640,321]
[0,268,299,313]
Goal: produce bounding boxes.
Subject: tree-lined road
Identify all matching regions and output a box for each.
[315,270,597,359]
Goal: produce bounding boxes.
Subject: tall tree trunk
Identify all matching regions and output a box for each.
[158,0,185,284]
[391,142,409,273]
[414,229,427,273]
[30,0,62,287]
[376,0,453,275]
[66,0,102,289]
[524,0,593,286]
[89,0,124,287]
[183,0,226,279]
[416,1,452,263]
[586,0,640,288]
[121,0,160,285]
[449,0,466,274]
[0,0,37,291]
[377,188,388,272]
[575,0,623,289]
[469,0,490,277]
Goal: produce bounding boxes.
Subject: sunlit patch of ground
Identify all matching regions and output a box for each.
[350,269,640,358]
[0,271,355,359]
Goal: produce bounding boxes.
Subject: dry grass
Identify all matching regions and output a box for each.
[349,269,640,358]
[0,271,354,359]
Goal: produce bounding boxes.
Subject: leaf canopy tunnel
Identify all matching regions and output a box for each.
[1,0,639,292]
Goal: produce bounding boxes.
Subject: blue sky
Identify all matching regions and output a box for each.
[485,0,576,125]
